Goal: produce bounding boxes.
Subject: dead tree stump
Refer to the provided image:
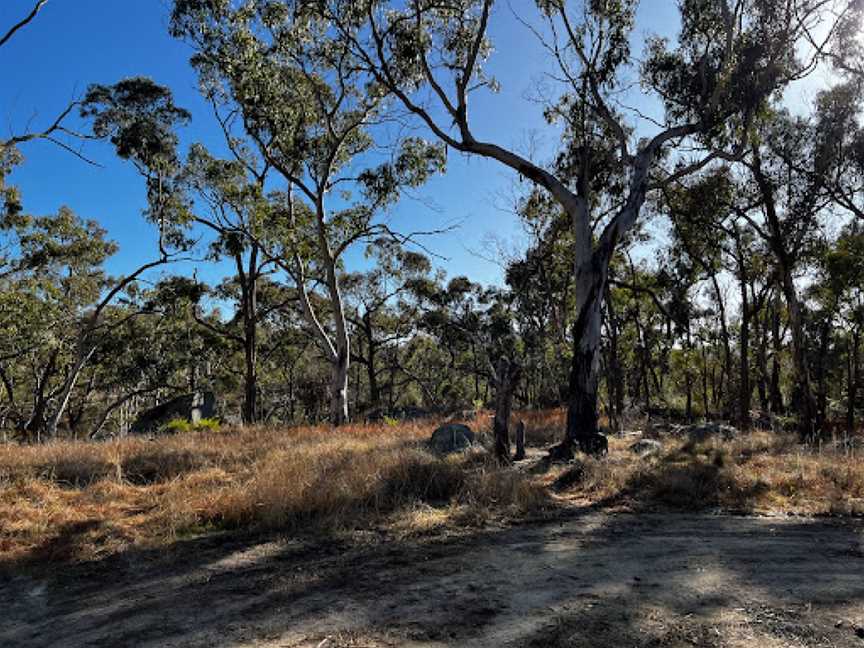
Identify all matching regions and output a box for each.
[514,420,526,460]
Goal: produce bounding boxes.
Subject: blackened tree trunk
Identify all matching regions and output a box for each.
[710,273,733,415]
[239,247,259,425]
[752,152,818,439]
[564,253,610,455]
[735,233,752,429]
[492,357,522,462]
[605,286,625,432]
[847,330,860,435]
[770,292,785,414]
[685,319,694,422]
[330,348,350,426]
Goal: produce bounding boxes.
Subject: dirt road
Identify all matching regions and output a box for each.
[2,512,863,647]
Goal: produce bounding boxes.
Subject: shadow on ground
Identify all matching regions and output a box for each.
[2,486,863,648]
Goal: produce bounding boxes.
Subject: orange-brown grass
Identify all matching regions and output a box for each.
[542,427,864,515]
[0,415,549,566]
[3,410,862,569]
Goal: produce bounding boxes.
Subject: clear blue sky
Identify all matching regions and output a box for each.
[2,0,683,288]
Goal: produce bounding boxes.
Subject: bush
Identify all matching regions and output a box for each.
[162,417,220,435]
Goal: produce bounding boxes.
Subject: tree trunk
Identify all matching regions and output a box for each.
[752,152,817,439]
[847,330,860,435]
[700,344,711,419]
[45,346,97,439]
[780,270,818,439]
[330,348,350,426]
[514,420,526,461]
[563,260,607,454]
[492,357,521,462]
[605,286,624,431]
[737,247,751,429]
[816,318,832,428]
[756,309,770,412]
[685,319,693,423]
[710,273,733,415]
[363,314,381,411]
[770,293,785,414]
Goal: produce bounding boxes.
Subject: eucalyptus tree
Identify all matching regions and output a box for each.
[177,144,290,424]
[820,224,864,434]
[314,0,828,453]
[730,109,835,437]
[343,239,433,413]
[169,1,445,425]
[0,208,158,441]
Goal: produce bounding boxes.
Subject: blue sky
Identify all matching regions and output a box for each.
[1,0,716,290]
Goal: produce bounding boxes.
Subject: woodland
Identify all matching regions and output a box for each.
[2,1,864,645]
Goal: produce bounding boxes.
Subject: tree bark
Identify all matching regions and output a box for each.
[736,238,752,429]
[770,292,785,414]
[605,286,624,431]
[563,253,609,454]
[239,248,259,425]
[751,152,817,439]
[514,420,526,461]
[492,357,521,462]
[45,345,97,439]
[330,348,349,426]
[847,330,860,435]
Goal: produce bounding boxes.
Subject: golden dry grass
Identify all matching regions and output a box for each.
[1,410,862,568]
[0,414,550,566]
[540,428,864,515]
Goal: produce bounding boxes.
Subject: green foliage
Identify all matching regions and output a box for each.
[162,417,221,434]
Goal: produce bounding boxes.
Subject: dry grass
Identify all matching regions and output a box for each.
[2,410,862,569]
[0,414,550,566]
[540,428,864,515]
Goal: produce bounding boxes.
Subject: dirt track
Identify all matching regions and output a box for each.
[2,512,863,647]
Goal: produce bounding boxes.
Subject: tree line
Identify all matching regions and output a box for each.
[1,0,863,459]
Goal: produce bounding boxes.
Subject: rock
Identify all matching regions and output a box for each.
[630,439,664,457]
[429,423,475,454]
[686,422,738,442]
[130,391,216,435]
[667,424,688,437]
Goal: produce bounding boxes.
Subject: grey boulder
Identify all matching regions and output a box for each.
[429,423,475,454]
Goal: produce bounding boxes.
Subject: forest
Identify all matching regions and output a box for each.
[2,1,864,647]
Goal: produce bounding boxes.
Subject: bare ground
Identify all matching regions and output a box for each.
[2,511,863,647]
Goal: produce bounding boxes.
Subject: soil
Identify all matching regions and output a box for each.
[2,512,863,647]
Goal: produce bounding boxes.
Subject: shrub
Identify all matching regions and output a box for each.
[162,417,220,435]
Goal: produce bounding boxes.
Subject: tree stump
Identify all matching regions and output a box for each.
[514,420,526,460]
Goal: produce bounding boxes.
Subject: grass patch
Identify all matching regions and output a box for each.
[1,411,861,568]
[0,415,550,566]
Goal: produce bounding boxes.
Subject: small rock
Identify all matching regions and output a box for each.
[629,439,663,458]
[686,422,739,442]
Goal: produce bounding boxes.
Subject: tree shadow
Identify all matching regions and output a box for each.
[2,497,862,647]
[3,436,863,647]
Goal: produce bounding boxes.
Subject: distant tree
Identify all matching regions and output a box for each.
[343,239,433,414]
